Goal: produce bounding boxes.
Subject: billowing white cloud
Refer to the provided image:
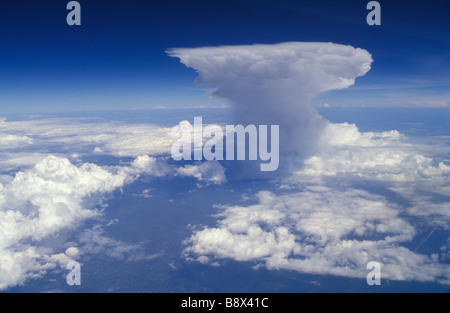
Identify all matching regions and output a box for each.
[168,42,373,171]
[173,42,449,285]
[0,116,231,290]
[176,161,226,185]
[295,122,433,180]
[183,120,450,284]
[184,187,449,284]
[0,156,126,244]
[0,153,172,290]
[289,122,450,225]
[0,117,228,180]
[1,42,448,290]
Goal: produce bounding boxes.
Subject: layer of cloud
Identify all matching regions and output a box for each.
[181,120,449,283]
[0,117,175,173]
[0,115,231,289]
[1,41,448,290]
[182,115,450,285]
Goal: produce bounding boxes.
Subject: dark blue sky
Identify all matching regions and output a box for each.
[0,0,448,112]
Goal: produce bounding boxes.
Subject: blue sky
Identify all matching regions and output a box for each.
[0,0,448,112]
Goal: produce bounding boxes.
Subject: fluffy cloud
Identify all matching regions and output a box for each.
[169,42,449,285]
[0,156,127,244]
[0,134,33,147]
[0,116,228,179]
[1,41,448,290]
[290,122,450,225]
[0,153,170,290]
[0,116,230,290]
[168,42,372,97]
[168,42,373,171]
[176,161,226,185]
[296,122,432,180]
[184,187,449,284]
[183,122,450,284]
[168,42,372,176]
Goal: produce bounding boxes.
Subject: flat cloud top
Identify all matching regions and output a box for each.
[168,42,373,93]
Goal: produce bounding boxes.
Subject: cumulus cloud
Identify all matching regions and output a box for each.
[168,42,373,172]
[0,134,33,147]
[289,122,450,224]
[176,161,226,185]
[0,155,124,289]
[0,152,175,290]
[0,156,127,243]
[183,120,450,284]
[0,116,231,289]
[184,187,449,284]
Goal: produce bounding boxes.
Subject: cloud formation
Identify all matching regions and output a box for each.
[0,155,138,289]
[170,42,449,285]
[0,117,175,173]
[176,161,227,185]
[184,187,449,284]
[1,42,448,290]
[168,42,373,172]
[184,121,450,284]
[0,116,229,290]
[0,151,185,290]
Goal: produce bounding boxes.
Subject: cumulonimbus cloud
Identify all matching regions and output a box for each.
[168,42,373,173]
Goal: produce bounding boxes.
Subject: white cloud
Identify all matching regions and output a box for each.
[168,42,372,96]
[288,122,450,197]
[1,41,448,290]
[0,155,127,245]
[65,247,80,259]
[0,117,228,182]
[169,42,373,170]
[169,42,449,285]
[176,161,226,185]
[77,224,146,261]
[181,112,450,285]
[0,153,171,290]
[0,116,231,290]
[0,134,33,146]
[0,118,176,173]
[184,188,449,284]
